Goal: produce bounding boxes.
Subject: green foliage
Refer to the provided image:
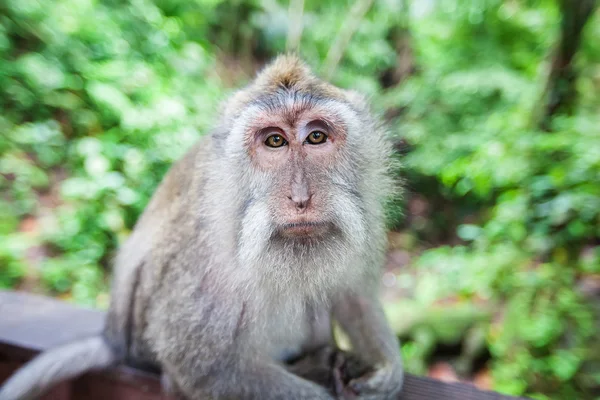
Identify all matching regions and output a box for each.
[0,234,28,289]
[0,0,233,304]
[1,0,598,398]
[377,1,600,398]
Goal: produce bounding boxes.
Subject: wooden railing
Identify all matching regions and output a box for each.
[0,291,526,400]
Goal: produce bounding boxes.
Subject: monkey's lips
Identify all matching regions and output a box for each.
[278,221,331,238]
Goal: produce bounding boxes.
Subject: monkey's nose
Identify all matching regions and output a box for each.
[288,193,311,211]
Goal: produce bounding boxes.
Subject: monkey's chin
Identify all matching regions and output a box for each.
[277,221,332,239]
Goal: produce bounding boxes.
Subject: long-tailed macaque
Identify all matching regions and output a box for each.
[0,55,404,400]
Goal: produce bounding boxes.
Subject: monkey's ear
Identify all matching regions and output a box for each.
[343,89,370,112]
[220,89,253,124]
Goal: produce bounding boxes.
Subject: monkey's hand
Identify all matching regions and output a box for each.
[286,346,374,399]
[342,361,404,400]
[286,346,339,388]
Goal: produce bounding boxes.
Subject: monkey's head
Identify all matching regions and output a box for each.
[213,55,395,295]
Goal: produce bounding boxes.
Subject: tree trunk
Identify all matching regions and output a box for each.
[380,0,416,88]
[538,0,598,129]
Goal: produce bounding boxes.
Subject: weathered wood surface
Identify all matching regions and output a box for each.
[0,291,169,400]
[0,291,526,399]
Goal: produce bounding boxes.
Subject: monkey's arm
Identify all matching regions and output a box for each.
[163,353,335,400]
[333,293,404,399]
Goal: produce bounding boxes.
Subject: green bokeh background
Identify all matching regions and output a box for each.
[0,0,598,398]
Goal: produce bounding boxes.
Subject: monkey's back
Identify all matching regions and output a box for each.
[102,136,215,369]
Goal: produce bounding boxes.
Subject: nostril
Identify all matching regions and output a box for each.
[290,194,311,210]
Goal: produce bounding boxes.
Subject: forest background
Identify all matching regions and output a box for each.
[0,0,599,398]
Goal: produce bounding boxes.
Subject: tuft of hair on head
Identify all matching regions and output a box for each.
[219,54,347,125]
[252,53,317,91]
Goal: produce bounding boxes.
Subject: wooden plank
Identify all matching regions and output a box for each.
[0,291,105,357]
[72,369,170,400]
[0,291,172,399]
[401,375,526,400]
[0,291,526,399]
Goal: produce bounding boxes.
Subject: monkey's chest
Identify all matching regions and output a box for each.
[256,303,332,363]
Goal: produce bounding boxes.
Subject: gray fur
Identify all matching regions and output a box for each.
[0,54,403,400]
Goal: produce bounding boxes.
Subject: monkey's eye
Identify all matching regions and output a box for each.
[265,134,287,148]
[306,131,327,145]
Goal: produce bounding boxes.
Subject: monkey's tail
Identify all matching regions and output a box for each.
[0,336,118,400]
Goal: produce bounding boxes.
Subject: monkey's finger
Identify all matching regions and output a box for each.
[348,365,393,394]
[332,359,345,396]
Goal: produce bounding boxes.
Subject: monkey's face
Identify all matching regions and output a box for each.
[225,92,380,258]
[216,59,391,292]
[249,109,346,240]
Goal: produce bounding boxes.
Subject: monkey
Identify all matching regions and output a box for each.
[286,345,377,398]
[0,54,404,400]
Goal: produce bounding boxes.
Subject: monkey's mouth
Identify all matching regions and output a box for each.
[277,221,332,238]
